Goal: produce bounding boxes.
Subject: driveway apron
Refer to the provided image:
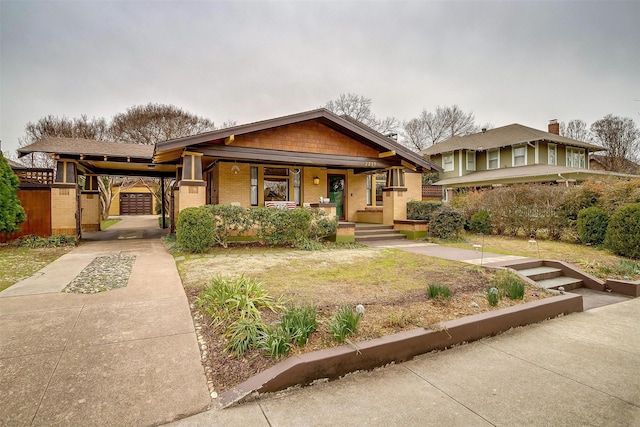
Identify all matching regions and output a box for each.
[0,216,210,426]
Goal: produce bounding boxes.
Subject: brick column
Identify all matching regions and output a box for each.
[177,152,206,211]
[51,160,79,236]
[382,167,408,225]
[80,175,100,232]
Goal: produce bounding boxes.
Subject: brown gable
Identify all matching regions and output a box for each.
[231,121,380,158]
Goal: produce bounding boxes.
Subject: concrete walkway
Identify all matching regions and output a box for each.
[170,296,640,426]
[0,216,210,426]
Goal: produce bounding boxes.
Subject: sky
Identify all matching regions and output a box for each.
[1,0,639,156]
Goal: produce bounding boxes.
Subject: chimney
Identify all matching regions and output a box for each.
[548,119,559,135]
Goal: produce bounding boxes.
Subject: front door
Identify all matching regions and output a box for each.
[328,174,345,220]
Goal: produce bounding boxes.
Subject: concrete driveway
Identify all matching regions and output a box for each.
[0,216,210,426]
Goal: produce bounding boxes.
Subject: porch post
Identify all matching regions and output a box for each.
[382,166,408,225]
[51,160,79,236]
[177,151,206,211]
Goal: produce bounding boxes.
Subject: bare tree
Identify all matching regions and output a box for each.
[401,105,479,151]
[221,119,238,129]
[590,114,640,172]
[325,93,399,136]
[19,114,109,167]
[109,103,216,145]
[560,119,592,142]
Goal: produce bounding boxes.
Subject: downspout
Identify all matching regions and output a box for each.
[558,173,569,188]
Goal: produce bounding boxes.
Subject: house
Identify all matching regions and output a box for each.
[421,120,634,200]
[17,108,440,238]
[589,154,640,175]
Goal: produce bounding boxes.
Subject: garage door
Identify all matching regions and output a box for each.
[120,193,152,215]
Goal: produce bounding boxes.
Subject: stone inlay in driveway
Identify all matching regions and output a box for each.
[63,254,136,294]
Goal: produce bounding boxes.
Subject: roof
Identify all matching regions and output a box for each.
[589,154,640,174]
[5,158,28,169]
[155,108,440,172]
[18,137,154,159]
[17,137,174,178]
[422,124,604,155]
[433,164,635,188]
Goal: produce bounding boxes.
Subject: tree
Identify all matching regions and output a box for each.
[560,119,592,142]
[109,103,216,145]
[19,114,110,167]
[590,114,640,172]
[0,153,26,234]
[325,93,399,136]
[401,105,479,151]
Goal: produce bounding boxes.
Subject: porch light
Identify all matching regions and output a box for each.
[313,176,320,185]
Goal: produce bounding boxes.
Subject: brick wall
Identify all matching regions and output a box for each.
[51,187,77,235]
[80,193,100,231]
[217,162,252,206]
[177,183,206,211]
[346,170,367,222]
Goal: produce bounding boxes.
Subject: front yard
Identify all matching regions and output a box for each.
[175,244,550,393]
[0,245,73,292]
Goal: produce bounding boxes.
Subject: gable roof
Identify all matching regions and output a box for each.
[422,123,604,155]
[18,137,154,160]
[589,154,640,174]
[5,158,28,169]
[154,108,440,172]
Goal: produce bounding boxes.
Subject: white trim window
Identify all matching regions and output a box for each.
[512,145,526,166]
[487,148,500,169]
[466,150,476,171]
[548,143,557,166]
[566,147,585,168]
[442,153,454,172]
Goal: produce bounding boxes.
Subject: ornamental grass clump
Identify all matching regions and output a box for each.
[259,325,293,358]
[280,305,318,346]
[427,284,452,299]
[486,287,500,306]
[328,305,362,343]
[491,270,525,300]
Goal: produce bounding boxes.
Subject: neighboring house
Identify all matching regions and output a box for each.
[17,108,440,237]
[421,120,634,200]
[589,154,640,175]
[109,179,159,216]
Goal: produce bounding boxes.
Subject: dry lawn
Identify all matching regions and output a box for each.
[177,244,550,393]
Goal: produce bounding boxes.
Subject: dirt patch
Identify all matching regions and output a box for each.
[178,246,550,395]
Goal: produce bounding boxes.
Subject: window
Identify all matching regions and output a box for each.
[513,145,526,166]
[366,175,372,206]
[375,172,386,206]
[548,144,557,166]
[250,166,258,206]
[264,178,288,201]
[566,147,585,168]
[466,151,476,171]
[293,169,301,205]
[443,153,454,172]
[487,149,500,169]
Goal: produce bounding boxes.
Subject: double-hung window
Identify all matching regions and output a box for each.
[442,153,454,172]
[548,144,557,166]
[513,145,526,166]
[466,150,476,171]
[487,149,500,169]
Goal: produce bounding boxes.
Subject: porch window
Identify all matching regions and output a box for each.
[466,151,476,171]
[375,172,386,206]
[566,147,585,168]
[443,153,454,172]
[366,175,372,206]
[487,149,500,169]
[293,169,301,205]
[264,179,289,201]
[250,166,258,206]
[513,145,526,166]
[548,144,557,165]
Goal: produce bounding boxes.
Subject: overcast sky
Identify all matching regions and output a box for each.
[1,0,639,156]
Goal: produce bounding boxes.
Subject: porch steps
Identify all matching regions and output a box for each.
[355,224,407,243]
[509,262,584,291]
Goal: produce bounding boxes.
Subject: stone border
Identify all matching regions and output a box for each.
[220,293,582,407]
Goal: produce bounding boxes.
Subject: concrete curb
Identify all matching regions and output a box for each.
[220,292,583,407]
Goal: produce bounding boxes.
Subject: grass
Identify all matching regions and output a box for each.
[0,245,73,292]
[427,284,452,299]
[439,231,640,281]
[100,218,121,230]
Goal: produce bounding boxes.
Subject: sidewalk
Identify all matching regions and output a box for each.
[170,296,640,426]
[0,217,210,426]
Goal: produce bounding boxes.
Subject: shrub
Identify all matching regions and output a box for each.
[407,200,443,221]
[328,305,362,343]
[605,203,640,259]
[577,206,609,245]
[206,204,252,248]
[430,205,464,239]
[15,234,77,248]
[427,284,452,299]
[225,317,266,356]
[176,206,216,253]
[0,154,26,234]
[469,210,492,234]
[280,305,318,346]
[308,209,338,241]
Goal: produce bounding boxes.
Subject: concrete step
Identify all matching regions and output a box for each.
[517,266,563,281]
[355,233,407,242]
[536,276,583,291]
[355,229,397,237]
[355,225,393,232]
